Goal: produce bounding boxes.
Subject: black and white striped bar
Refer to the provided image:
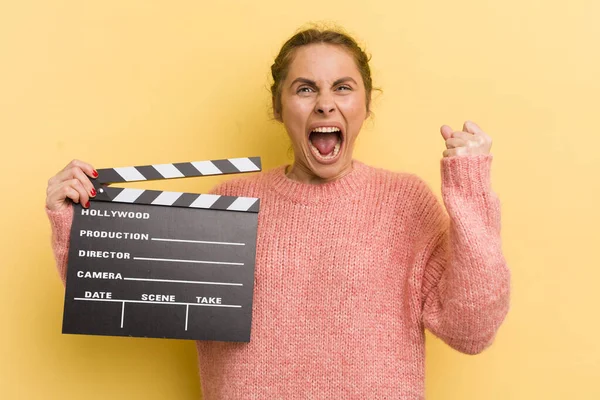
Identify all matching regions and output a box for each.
[93,188,259,213]
[91,157,261,213]
[95,157,261,184]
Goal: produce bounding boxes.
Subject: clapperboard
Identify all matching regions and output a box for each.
[62,157,261,342]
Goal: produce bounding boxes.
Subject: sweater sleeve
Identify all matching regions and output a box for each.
[45,204,74,287]
[419,154,510,355]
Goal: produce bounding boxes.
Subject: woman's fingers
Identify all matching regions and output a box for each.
[444,137,468,149]
[440,125,454,141]
[70,178,90,207]
[46,160,98,211]
[441,121,492,158]
[443,147,468,158]
[49,161,97,187]
[50,167,94,195]
[53,179,90,207]
[450,131,472,140]
[71,167,96,198]
[46,180,75,211]
[61,159,98,178]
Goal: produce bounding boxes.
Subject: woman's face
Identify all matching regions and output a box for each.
[276,43,369,183]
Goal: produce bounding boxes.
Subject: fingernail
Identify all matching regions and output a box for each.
[92,170,98,178]
[85,201,90,208]
[90,188,96,197]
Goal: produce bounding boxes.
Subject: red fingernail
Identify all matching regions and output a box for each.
[92,170,98,177]
[85,201,90,208]
[90,189,96,196]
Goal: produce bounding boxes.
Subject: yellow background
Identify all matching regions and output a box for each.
[1,1,598,399]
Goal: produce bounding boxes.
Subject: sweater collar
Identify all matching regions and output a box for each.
[266,160,371,204]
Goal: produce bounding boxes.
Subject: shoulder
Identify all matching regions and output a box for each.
[360,161,436,201]
[360,161,446,229]
[209,166,284,197]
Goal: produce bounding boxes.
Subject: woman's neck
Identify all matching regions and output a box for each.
[285,161,354,184]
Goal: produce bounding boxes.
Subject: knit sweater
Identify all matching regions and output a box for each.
[46,155,510,399]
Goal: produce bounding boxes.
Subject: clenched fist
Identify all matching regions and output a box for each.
[440,121,492,158]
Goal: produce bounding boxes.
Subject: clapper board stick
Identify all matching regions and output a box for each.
[63,156,262,342]
[91,156,262,212]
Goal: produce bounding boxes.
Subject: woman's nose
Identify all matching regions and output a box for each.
[314,94,336,114]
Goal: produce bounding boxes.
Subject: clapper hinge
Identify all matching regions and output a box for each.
[90,157,262,213]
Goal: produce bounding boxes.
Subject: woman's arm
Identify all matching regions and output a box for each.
[46,204,74,286]
[44,159,99,286]
[419,154,510,355]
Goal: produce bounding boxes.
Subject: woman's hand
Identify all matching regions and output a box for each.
[46,159,98,212]
[440,121,492,158]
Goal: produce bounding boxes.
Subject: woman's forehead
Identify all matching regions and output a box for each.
[287,43,362,83]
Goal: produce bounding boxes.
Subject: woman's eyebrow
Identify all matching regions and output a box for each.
[289,77,316,88]
[332,77,357,86]
[289,76,358,88]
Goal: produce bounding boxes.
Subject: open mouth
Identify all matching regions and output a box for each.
[308,126,343,163]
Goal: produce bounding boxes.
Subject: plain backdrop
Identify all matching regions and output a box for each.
[1,1,599,399]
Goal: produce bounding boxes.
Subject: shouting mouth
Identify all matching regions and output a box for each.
[308,126,344,164]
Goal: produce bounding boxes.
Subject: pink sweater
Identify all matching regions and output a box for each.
[46,155,510,399]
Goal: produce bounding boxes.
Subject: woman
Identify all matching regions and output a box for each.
[45,27,510,399]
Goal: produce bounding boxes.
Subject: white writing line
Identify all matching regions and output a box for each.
[74,298,242,308]
[185,304,189,331]
[133,257,243,266]
[120,302,125,328]
[151,237,245,246]
[123,277,243,286]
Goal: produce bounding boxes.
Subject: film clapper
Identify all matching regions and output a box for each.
[62,157,261,342]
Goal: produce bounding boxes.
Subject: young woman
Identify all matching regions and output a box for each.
[45,27,510,399]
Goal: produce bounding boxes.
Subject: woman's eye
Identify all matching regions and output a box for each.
[297,87,314,93]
